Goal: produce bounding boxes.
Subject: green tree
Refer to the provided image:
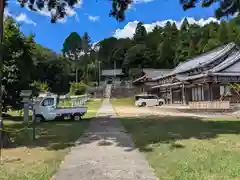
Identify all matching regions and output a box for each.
[174,19,190,65]
[98,37,119,68]
[218,21,229,44]
[181,18,189,31]
[228,17,240,44]
[82,32,92,55]
[81,32,93,82]
[2,17,34,110]
[0,0,132,146]
[157,41,175,68]
[133,22,147,44]
[187,24,202,58]
[157,22,179,67]
[146,26,164,51]
[124,44,153,71]
[110,38,133,69]
[203,39,222,52]
[69,82,88,95]
[180,0,240,19]
[62,32,82,82]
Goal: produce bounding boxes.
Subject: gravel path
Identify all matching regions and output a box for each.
[53,99,158,180]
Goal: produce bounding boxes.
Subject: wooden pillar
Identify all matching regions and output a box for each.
[208,83,212,101]
[182,83,186,105]
[165,88,168,104]
[170,88,172,104]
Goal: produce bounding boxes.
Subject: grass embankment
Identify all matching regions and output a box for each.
[0,99,102,180]
[110,98,134,107]
[84,99,102,118]
[120,116,240,180]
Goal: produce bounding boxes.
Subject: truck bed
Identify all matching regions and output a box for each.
[55,107,88,114]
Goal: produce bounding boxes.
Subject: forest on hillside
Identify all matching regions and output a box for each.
[3,15,240,110]
[97,16,240,71]
[62,16,240,81]
[1,17,73,110]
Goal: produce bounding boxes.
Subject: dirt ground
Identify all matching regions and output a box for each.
[113,105,236,118]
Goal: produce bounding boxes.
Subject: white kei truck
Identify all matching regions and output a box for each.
[31,93,88,122]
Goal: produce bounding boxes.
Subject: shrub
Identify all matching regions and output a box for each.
[69,82,88,95]
[30,81,49,96]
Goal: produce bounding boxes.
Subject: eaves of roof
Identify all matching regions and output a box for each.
[152,42,237,81]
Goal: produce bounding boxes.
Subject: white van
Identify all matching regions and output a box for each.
[135,94,165,107]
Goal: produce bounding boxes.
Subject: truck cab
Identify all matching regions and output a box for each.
[33,94,88,122]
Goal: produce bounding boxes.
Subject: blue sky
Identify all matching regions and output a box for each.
[6,0,219,53]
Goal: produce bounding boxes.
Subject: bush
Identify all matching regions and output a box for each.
[30,81,49,96]
[69,82,88,95]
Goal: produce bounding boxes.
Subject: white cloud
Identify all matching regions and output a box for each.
[4,8,11,17]
[92,41,100,52]
[4,8,36,26]
[133,0,153,4]
[88,15,100,22]
[15,13,37,26]
[127,0,153,10]
[126,0,153,11]
[16,0,82,23]
[114,17,220,39]
[233,12,239,18]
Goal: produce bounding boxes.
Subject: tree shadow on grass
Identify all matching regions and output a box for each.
[119,116,240,152]
[3,113,23,121]
[3,118,92,151]
[3,115,240,153]
[70,115,240,153]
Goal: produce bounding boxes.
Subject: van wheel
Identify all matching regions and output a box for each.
[35,115,45,122]
[159,102,164,106]
[72,114,81,121]
[141,102,146,107]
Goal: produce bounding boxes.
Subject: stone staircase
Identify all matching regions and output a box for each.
[105,84,112,98]
[111,86,140,98]
[92,85,105,98]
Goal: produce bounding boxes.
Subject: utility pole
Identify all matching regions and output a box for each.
[114,59,116,85]
[0,0,4,160]
[98,61,101,86]
[75,68,78,82]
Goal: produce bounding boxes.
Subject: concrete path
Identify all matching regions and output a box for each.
[53,99,158,180]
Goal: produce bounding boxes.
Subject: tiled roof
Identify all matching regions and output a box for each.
[212,72,240,76]
[153,42,236,80]
[172,42,236,74]
[132,69,172,83]
[101,69,123,76]
[150,48,240,88]
[211,51,240,72]
[142,69,172,79]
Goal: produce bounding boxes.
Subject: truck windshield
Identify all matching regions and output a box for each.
[35,97,44,104]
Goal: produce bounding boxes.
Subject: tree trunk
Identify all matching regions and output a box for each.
[75,68,78,82]
[0,0,4,146]
[0,0,10,149]
[1,131,11,148]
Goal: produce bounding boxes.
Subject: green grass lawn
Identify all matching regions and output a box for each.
[0,98,102,180]
[110,98,134,107]
[84,99,102,118]
[120,116,240,180]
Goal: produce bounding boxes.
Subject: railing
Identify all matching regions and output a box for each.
[189,101,230,109]
[58,94,90,107]
[112,81,133,89]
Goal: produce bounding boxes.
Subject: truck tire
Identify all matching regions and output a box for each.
[159,102,164,106]
[141,102,146,107]
[35,115,45,122]
[72,114,81,121]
